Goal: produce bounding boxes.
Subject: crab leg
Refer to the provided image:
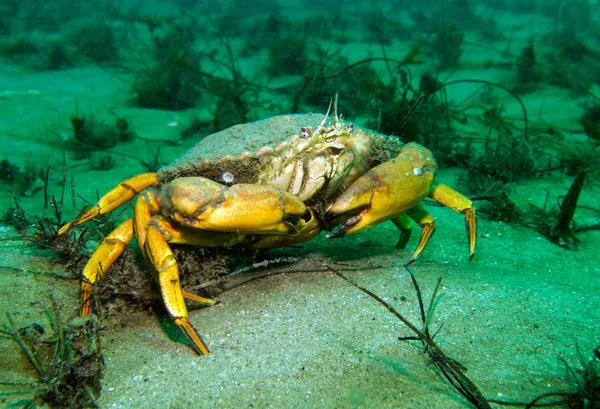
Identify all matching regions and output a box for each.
[136,192,225,300]
[81,218,135,316]
[59,173,159,235]
[391,214,413,250]
[144,220,210,355]
[405,205,436,262]
[391,207,436,262]
[133,192,158,251]
[428,183,477,260]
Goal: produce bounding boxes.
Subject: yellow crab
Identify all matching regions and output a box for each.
[59,103,476,355]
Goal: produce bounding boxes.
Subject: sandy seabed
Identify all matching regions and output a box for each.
[1,1,599,408]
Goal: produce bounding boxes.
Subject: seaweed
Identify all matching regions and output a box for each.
[0,36,39,58]
[371,70,457,162]
[515,41,542,89]
[202,37,254,130]
[471,185,522,223]
[138,144,165,172]
[0,33,75,71]
[46,43,74,71]
[241,12,286,55]
[362,8,399,45]
[0,158,40,197]
[79,245,235,321]
[462,108,534,185]
[579,102,600,146]
[267,20,309,77]
[429,23,464,70]
[67,19,119,65]
[556,140,600,177]
[297,51,431,141]
[328,265,491,409]
[131,19,205,110]
[1,161,111,274]
[523,171,587,249]
[562,345,600,409]
[89,154,116,171]
[543,28,600,94]
[131,51,204,110]
[66,108,136,159]
[1,190,88,269]
[490,344,600,408]
[0,299,105,408]
[89,249,156,320]
[211,93,250,131]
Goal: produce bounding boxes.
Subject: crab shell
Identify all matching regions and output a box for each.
[158,113,406,217]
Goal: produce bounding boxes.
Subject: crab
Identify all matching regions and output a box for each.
[58,102,476,355]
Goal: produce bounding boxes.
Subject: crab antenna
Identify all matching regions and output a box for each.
[315,99,333,134]
[333,93,339,123]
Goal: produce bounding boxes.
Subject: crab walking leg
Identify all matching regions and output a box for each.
[405,205,436,262]
[135,193,224,305]
[391,214,413,250]
[143,220,210,355]
[428,183,477,260]
[81,218,135,316]
[59,173,159,235]
[133,191,160,251]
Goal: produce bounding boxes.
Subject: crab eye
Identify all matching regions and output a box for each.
[348,123,354,133]
[300,127,309,138]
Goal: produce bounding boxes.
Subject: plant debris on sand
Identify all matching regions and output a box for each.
[0,299,105,408]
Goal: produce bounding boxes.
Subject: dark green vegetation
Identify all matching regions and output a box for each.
[1,163,114,276]
[523,171,587,249]
[0,158,39,197]
[67,111,136,160]
[0,298,105,408]
[332,264,600,409]
[330,265,492,409]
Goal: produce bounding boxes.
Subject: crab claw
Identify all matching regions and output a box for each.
[162,177,308,235]
[325,143,438,237]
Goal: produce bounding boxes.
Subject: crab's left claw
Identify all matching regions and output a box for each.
[324,142,477,261]
[325,142,437,236]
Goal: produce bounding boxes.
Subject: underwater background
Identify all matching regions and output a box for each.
[1,0,599,407]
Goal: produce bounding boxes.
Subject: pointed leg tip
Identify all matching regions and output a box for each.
[58,223,71,236]
[192,342,210,356]
[175,318,210,356]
